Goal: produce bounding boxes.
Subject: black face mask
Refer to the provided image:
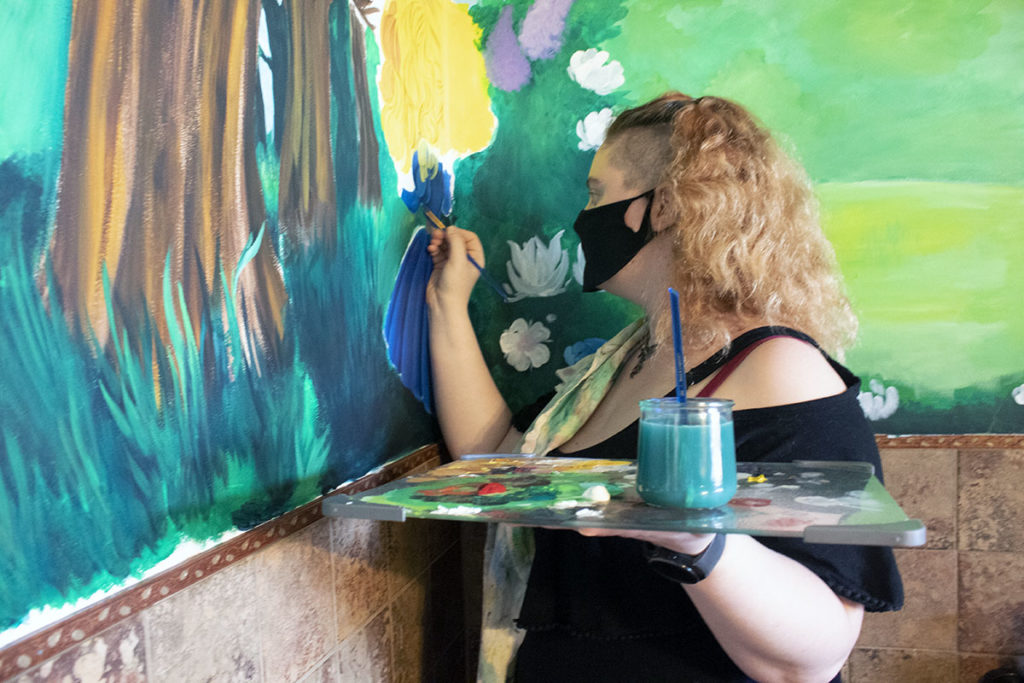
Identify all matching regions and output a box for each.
[573,189,656,292]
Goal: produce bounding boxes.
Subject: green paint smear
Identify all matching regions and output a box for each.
[0,0,73,159]
[606,0,1024,183]
[822,182,1024,392]
[364,475,624,514]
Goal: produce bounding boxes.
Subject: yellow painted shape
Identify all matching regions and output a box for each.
[746,474,767,483]
[378,0,496,173]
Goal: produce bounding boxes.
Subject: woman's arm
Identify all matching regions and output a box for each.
[427,227,520,457]
[576,528,861,683]
[687,534,862,682]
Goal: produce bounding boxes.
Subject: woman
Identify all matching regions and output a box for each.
[427,93,902,682]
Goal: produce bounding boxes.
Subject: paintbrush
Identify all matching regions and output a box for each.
[423,208,509,302]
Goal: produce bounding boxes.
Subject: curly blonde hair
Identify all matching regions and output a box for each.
[605,92,857,356]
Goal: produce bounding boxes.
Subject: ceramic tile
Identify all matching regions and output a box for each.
[143,556,262,683]
[255,520,337,683]
[295,653,339,683]
[959,654,1020,683]
[390,518,456,596]
[959,449,1024,552]
[12,617,146,683]
[879,448,957,549]
[390,577,427,683]
[336,608,392,683]
[959,551,1024,654]
[846,648,957,683]
[858,549,957,650]
[330,518,394,642]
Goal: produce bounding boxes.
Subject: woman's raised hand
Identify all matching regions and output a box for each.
[426,226,486,309]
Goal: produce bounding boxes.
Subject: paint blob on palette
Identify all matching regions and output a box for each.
[338,457,926,546]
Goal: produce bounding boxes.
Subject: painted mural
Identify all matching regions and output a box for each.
[0,0,1021,642]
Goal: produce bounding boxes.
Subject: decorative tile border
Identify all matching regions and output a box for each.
[0,444,442,682]
[875,434,1024,449]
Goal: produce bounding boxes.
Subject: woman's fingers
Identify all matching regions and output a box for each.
[426,226,484,306]
[454,226,485,267]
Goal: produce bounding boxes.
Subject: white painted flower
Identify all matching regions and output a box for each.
[576,108,615,151]
[572,243,585,286]
[500,318,552,371]
[503,230,571,302]
[567,49,624,96]
[858,379,900,420]
[1013,383,1024,405]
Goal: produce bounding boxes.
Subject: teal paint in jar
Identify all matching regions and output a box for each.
[636,397,737,509]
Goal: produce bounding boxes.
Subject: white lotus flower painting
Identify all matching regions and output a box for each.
[858,379,900,420]
[577,108,615,151]
[567,48,624,96]
[573,243,585,286]
[500,318,552,371]
[504,230,571,302]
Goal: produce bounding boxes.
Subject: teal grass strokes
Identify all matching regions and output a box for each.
[0,201,435,629]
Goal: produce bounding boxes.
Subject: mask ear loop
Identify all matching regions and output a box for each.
[638,188,658,243]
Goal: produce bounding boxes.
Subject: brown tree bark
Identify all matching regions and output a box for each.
[49,0,286,370]
[277,0,337,253]
[350,2,382,207]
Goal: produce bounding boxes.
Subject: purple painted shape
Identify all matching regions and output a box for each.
[485,5,532,92]
[518,0,574,61]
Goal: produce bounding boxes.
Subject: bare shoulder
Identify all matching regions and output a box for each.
[713,337,847,410]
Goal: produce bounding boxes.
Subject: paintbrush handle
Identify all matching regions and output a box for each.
[424,209,509,302]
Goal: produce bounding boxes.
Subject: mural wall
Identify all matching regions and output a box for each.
[1,0,1021,642]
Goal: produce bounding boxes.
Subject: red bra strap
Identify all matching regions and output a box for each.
[695,335,787,398]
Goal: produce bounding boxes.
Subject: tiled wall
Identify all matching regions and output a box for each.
[2,446,472,683]
[846,448,1024,683]
[7,514,466,683]
[6,446,1021,683]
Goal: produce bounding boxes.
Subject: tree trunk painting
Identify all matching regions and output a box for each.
[48,0,286,369]
[277,0,337,253]
[350,2,383,207]
[260,0,290,156]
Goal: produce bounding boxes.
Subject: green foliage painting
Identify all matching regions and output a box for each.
[0,0,1021,645]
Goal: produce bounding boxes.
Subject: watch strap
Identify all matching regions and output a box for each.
[643,533,726,584]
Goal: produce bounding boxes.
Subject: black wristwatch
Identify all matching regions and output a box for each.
[643,534,726,585]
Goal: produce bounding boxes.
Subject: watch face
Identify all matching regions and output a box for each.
[647,556,705,584]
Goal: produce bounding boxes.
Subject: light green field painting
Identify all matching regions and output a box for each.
[823,181,1023,432]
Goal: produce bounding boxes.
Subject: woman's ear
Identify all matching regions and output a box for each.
[651,188,678,233]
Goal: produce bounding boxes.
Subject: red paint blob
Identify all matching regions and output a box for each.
[478,482,508,495]
[729,497,772,508]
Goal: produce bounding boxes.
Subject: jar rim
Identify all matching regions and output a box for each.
[638,396,735,409]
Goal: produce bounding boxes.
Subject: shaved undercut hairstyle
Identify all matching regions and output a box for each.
[602,92,858,356]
